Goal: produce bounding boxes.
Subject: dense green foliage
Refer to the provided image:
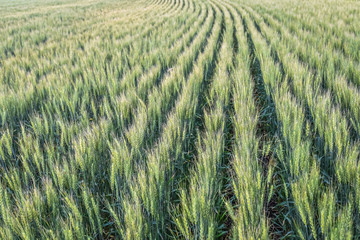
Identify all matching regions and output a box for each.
[0,0,359,239]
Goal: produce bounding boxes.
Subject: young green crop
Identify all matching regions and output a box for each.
[1,0,359,239]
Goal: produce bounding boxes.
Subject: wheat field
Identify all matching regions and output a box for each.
[0,0,360,239]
